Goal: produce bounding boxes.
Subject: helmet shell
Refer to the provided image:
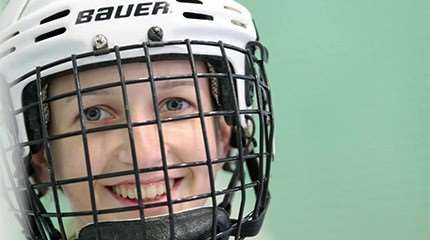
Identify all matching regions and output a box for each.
[0,0,257,148]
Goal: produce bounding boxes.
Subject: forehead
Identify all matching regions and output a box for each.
[48,59,208,95]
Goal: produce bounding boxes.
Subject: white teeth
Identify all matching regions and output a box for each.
[147,185,157,199]
[121,187,128,198]
[128,187,136,199]
[111,180,175,200]
[156,184,164,195]
[133,188,138,199]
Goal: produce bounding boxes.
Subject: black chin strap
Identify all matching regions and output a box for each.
[78,207,231,240]
[28,180,63,239]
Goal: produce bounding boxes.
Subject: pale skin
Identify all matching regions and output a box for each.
[32,60,231,232]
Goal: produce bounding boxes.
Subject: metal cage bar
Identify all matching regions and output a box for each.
[244,49,266,218]
[218,41,247,239]
[142,42,176,239]
[259,59,274,210]
[36,67,66,239]
[20,109,263,149]
[30,153,263,192]
[71,55,101,240]
[185,39,219,239]
[114,46,147,237]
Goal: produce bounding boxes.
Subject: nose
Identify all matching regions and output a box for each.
[116,83,168,171]
[115,123,165,176]
[130,123,164,170]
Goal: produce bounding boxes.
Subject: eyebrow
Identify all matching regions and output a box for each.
[62,79,197,103]
[63,89,114,103]
[156,79,195,89]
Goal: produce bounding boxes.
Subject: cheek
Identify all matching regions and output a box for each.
[50,138,93,215]
[86,131,127,174]
[51,136,86,179]
[164,119,221,194]
[63,182,92,213]
[164,118,219,162]
[50,134,116,180]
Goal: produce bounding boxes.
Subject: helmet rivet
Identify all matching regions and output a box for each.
[147,26,164,41]
[93,34,109,51]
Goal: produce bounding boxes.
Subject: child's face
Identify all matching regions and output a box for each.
[42,60,231,229]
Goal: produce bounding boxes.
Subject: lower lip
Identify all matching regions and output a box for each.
[107,178,183,207]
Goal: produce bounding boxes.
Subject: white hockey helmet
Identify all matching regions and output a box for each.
[0,0,274,239]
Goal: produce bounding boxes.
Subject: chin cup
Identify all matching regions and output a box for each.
[78,207,232,240]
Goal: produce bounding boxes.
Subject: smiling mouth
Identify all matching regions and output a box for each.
[107,178,183,203]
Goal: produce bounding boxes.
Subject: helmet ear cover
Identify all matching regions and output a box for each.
[21,53,255,155]
[22,82,45,154]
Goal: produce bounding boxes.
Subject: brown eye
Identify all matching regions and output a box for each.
[83,106,111,121]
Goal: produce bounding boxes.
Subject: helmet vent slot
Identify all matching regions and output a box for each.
[0,31,19,44]
[40,10,70,25]
[224,5,242,14]
[35,27,66,43]
[176,0,203,4]
[231,19,247,29]
[183,12,214,21]
[0,47,16,59]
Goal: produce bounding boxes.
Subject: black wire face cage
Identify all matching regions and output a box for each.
[9,40,274,240]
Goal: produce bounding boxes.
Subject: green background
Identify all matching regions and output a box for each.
[1,1,429,239]
[239,0,429,239]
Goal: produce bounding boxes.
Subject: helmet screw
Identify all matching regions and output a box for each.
[147,26,164,41]
[93,34,109,51]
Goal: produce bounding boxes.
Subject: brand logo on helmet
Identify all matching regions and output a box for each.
[76,2,170,24]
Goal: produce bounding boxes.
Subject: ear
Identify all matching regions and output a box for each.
[218,117,232,157]
[31,150,50,183]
